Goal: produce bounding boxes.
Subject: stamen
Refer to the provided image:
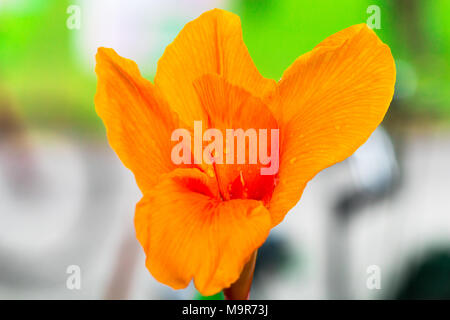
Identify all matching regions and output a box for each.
[239,170,245,186]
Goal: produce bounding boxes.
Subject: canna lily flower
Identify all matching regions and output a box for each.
[95,9,395,298]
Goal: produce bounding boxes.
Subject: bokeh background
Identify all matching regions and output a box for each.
[1,0,450,299]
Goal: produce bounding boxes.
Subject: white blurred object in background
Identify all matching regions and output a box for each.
[75,0,226,75]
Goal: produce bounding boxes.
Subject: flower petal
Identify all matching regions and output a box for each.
[95,47,180,192]
[135,168,271,296]
[269,24,396,225]
[193,74,279,203]
[155,8,275,126]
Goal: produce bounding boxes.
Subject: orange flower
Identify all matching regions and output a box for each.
[95,9,395,297]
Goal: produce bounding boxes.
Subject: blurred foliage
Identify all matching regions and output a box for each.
[0,0,449,135]
[394,249,450,299]
[0,0,98,133]
[232,0,375,79]
[232,0,450,118]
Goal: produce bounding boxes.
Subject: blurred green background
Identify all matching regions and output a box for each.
[1,0,449,134]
